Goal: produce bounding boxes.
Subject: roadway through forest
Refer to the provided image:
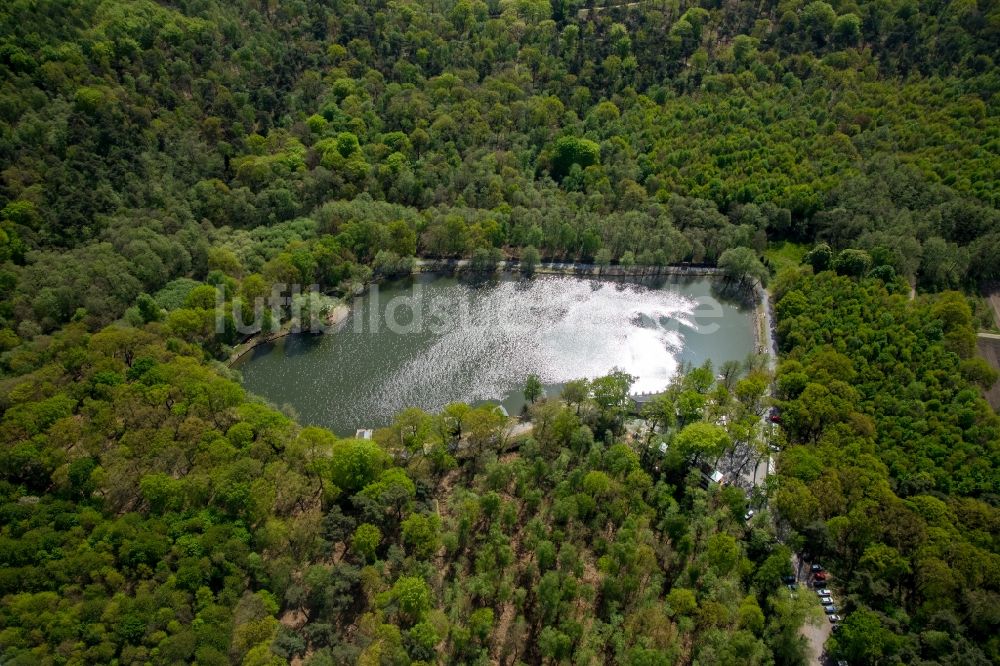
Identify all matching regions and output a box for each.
[714,284,778,492]
[766,287,830,664]
[977,333,1000,410]
[984,286,1000,330]
[792,554,833,666]
[979,286,1000,410]
[728,282,779,490]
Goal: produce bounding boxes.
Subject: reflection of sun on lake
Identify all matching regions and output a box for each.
[236,274,755,435]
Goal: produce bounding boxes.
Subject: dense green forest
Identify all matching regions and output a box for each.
[0,322,804,663]
[2,0,1000,336]
[1,0,999,663]
[773,271,1000,663]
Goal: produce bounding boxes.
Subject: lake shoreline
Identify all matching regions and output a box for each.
[227,304,351,367]
[411,258,725,278]
[410,261,775,359]
[227,262,773,373]
[234,273,762,434]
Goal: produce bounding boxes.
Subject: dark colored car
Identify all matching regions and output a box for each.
[810,564,824,573]
[781,575,797,585]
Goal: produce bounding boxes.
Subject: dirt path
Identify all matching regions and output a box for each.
[757,282,778,372]
[800,619,830,666]
[977,335,1000,410]
[507,421,533,439]
[985,287,1000,329]
[977,283,1000,410]
[791,554,831,665]
[490,517,527,665]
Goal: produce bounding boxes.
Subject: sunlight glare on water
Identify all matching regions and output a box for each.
[237,274,754,434]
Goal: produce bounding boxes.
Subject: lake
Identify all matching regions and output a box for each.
[236,273,757,435]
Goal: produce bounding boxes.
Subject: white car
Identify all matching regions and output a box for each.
[819,595,833,604]
[816,588,832,596]
[744,509,755,521]
[828,614,842,623]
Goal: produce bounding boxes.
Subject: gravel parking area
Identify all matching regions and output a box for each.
[791,554,833,666]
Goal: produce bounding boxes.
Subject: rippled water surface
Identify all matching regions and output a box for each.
[237,274,755,434]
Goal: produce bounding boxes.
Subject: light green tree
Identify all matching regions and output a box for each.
[352,523,381,563]
[718,247,768,289]
[391,576,431,625]
[674,422,730,462]
[524,374,543,403]
[329,438,390,494]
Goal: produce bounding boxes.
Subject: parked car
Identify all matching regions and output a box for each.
[782,575,797,585]
[823,605,838,614]
[831,620,842,629]
[810,564,824,573]
[812,580,827,589]
[814,571,830,581]
[744,509,755,521]
[816,589,832,596]
[819,595,833,605]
